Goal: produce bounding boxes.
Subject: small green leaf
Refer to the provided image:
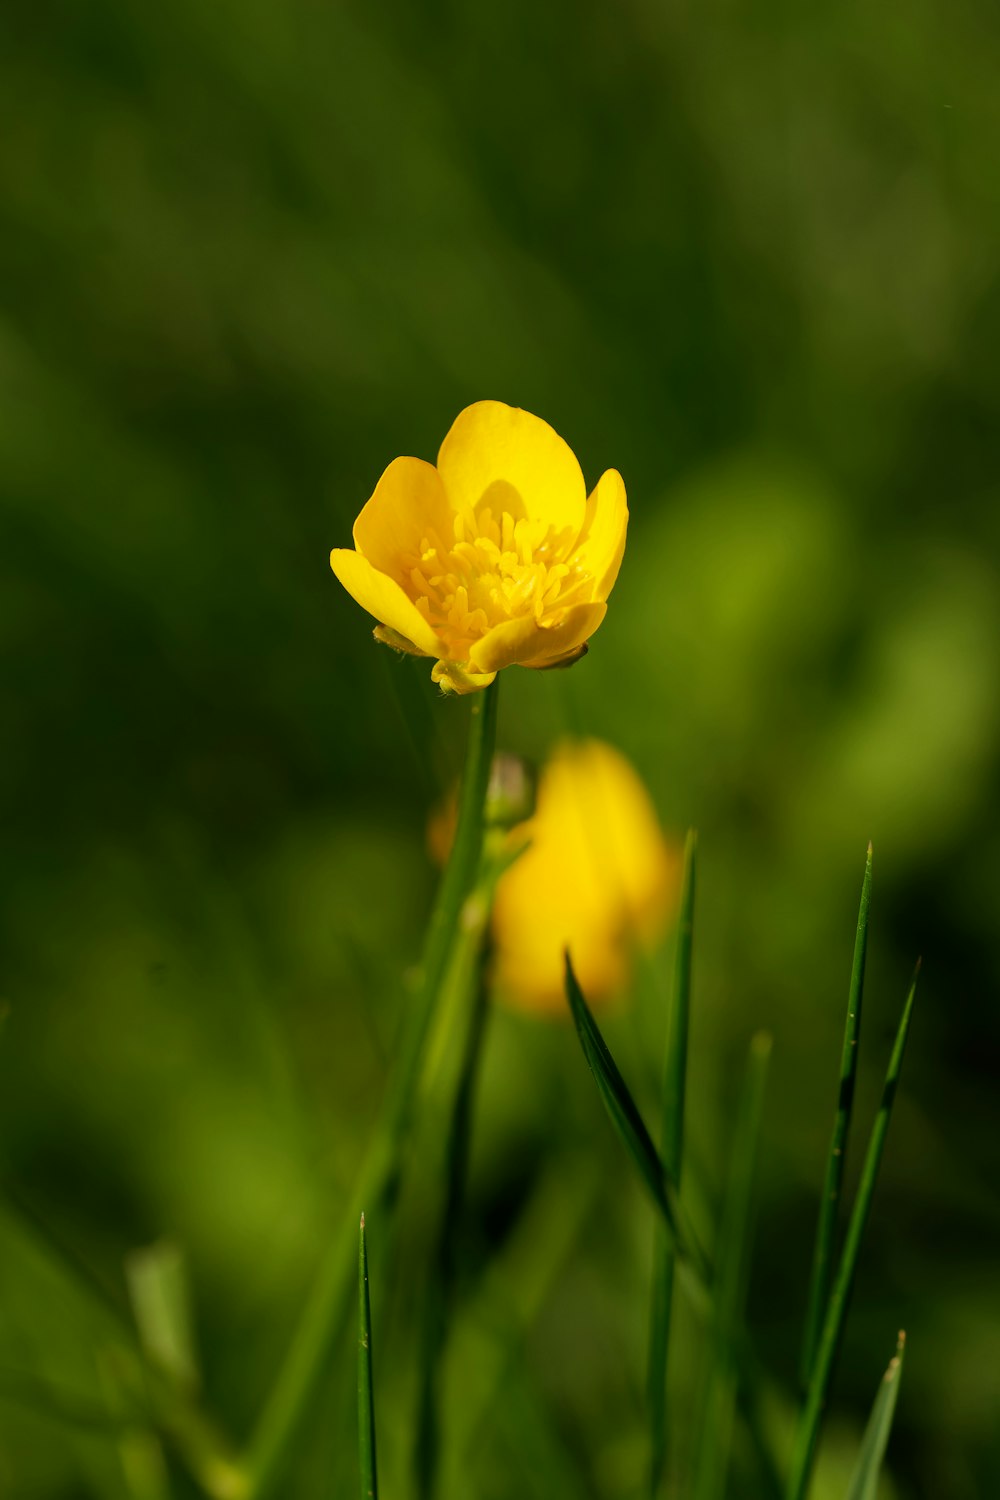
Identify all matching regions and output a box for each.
[845,1333,906,1500]
[801,846,873,1389]
[358,1215,379,1500]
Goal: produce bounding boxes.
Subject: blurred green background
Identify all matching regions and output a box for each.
[2,0,999,1495]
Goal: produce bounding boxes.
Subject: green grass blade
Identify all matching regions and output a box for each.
[693,1032,772,1500]
[786,965,919,1500]
[648,829,697,1497]
[358,1216,378,1500]
[845,1333,906,1500]
[564,953,709,1287]
[800,845,873,1389]
[566,957,785,1495]
[126,1241,199,1396]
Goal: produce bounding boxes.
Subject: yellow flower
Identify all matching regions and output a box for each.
[492,741,680,1015]
[423,739,677,1014]
[330,401,628,694]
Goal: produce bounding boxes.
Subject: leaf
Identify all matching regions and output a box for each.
[564,953,709,1287]
[126,1240,199,1395]
[358,1215,379,1500]
[801,845,873,1388]
[845,1333,906,1500]
[786,965,919,1500]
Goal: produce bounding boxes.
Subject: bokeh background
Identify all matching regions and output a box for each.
[2,1,999,1496]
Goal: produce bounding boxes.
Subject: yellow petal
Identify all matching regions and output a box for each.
[430,659,497,695]
[490,739,679,1015]
[330,548,443,657]
[437,401,586,535]
[467,601,605,675]
[573,469,628,600]
[352,457,454,582]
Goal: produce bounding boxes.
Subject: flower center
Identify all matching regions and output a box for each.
[402,503,591,658]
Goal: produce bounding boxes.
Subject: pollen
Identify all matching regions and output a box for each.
[402,504,592,657]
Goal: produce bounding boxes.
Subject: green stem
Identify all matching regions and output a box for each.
[648,830,696,1498]
[693,1033,771,1500]
[358,1216,378,1500]
[785,965,918,1500]
[243,679,501,1500]
[800,846,872,1389]
[415,936,492,1500]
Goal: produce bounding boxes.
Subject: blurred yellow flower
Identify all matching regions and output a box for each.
[428,739,680,1015]
[330,401,627,694]
[491,740,680,1015]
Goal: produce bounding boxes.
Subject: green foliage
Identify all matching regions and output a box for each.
[358,1216,378,1500]
[845,1334,905,1500]
[564,953,707,1286]
[648,830,696,1497]
[800,847,873,1389]
[0,2,996,1495]
[787,968,919,1500]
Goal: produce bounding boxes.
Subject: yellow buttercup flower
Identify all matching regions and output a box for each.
[491,741,680,1014]
[492,740,680,1015]
[428,739,680,1015]
[330,401,628,694]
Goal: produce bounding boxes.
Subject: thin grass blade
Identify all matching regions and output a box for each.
[800,846,873,1388]
[693,1032,772,1500]
[786,965,919,1500]
[845,1333,906,1500]
[648,829,697,1497]
[126,1241,199,1396]
[358,1215,378,1500]
[564,954,710,1289]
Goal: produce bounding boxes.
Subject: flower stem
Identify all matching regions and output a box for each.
[647,830,696,1498]
[357,1215,378,1500]
[242,678,500,1500]
[414,893,495,1500]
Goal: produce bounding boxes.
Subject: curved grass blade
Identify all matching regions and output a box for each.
[566,959,786,1495]
[845,1333,906,1500]
[358,1216,378,1500]
[693,1033,772,1500]
[800,846,873,1389]
[786,965,919,1500]
[648,829,697,1497]
[564,953,710,1290]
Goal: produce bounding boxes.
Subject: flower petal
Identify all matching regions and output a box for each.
[431,659,497,695]
[330,548,443,657]
[437,401,587,534]
[469,600,607,674]
[573,469,628,600]
[352,457,454,582]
